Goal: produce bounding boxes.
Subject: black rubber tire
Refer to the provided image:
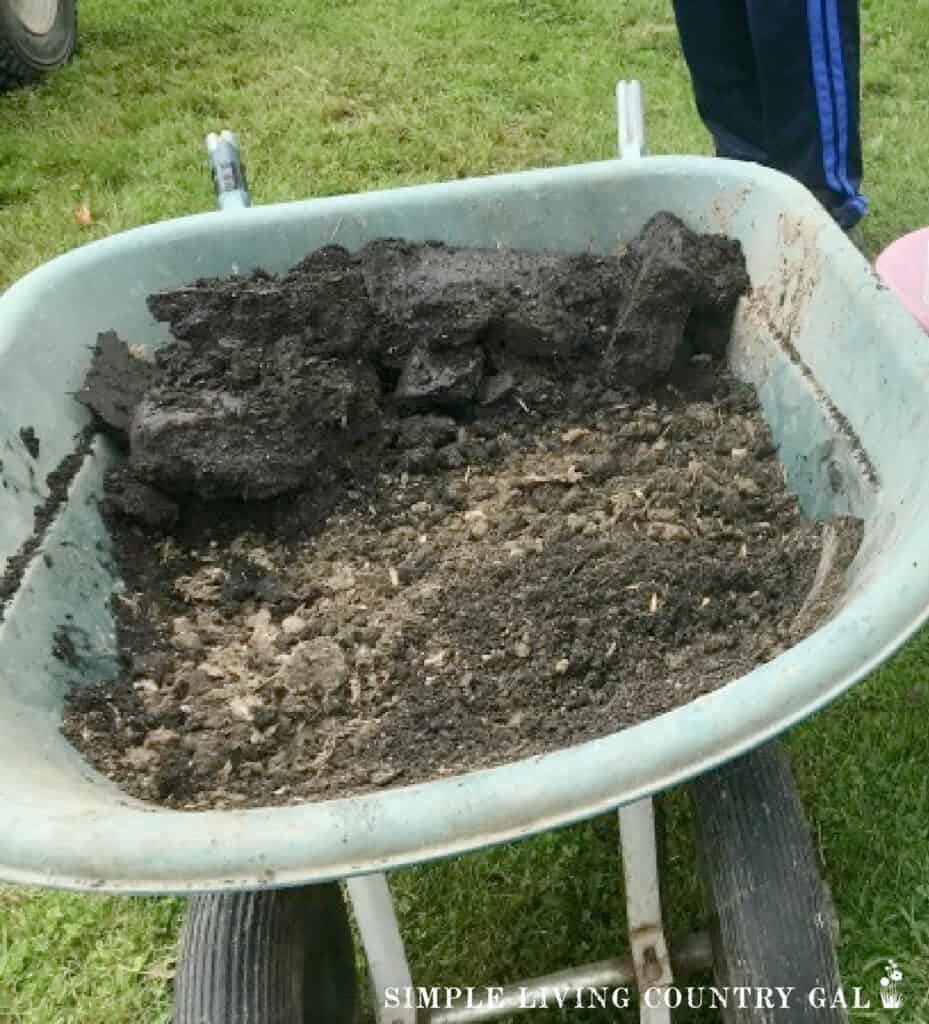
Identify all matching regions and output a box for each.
[0,0,76,91]
[691,743,847,1023]
[173,883,360,1024]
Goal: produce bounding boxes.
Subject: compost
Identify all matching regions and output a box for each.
[61,214,861,809]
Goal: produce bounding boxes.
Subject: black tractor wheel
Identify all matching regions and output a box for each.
[173,883,360,1024]
[0,0,76,91]
[691,743,847,1023]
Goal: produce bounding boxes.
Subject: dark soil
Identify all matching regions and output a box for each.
[19,426,40,459]
[59,215,862,810]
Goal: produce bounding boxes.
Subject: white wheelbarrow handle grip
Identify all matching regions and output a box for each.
[616,80,646,160]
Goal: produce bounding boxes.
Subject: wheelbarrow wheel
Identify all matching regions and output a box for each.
[173,882,359,1024]
[691,743,846,1023]
[0,0,76,91]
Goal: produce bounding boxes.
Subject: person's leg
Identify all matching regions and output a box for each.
[671,0,768,163]
[745,0,865,227]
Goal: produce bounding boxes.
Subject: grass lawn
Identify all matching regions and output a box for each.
[2,0,929,1020]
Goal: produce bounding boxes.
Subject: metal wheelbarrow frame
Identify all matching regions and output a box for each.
[2,90,928,1022]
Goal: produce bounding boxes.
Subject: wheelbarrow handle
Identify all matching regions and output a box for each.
[616,80,646,161]
[205,129,252,211]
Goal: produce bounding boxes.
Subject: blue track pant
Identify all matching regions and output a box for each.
[671,0,866,227]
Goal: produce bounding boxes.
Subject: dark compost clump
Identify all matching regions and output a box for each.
[60,213,861,809]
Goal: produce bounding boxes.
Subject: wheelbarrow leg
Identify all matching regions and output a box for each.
[618,798,674,1023]
[691,742,847,1023]
[347,873,417,1024]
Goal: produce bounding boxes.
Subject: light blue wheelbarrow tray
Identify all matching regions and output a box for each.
[2,156,928,894]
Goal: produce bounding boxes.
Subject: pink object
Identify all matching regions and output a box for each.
[874,226,929,335]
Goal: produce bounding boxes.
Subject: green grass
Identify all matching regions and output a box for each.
[3,0,929,1020]
[0,890,181,1023]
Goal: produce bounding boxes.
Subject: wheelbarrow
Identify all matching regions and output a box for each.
[2,86,929,1024]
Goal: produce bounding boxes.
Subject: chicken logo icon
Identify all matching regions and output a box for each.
[879,961,903,1009]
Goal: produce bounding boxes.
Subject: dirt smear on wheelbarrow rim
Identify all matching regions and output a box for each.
[0,427,95,623]
[59,216,863,810]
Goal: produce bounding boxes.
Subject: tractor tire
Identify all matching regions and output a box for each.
[0,0,76,91]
